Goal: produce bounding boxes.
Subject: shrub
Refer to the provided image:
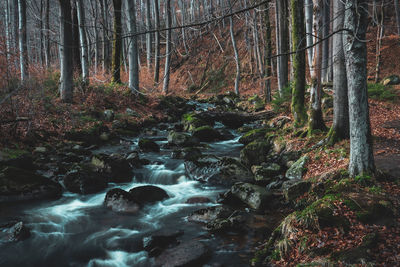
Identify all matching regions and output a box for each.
[367,83,397,101]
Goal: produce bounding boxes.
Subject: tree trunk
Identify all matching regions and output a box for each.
[321,0,330,83]
[112,0,122,83]
[146,0,152,69]
[230,5,240,96]
[126,0,139,94]
[275,0,289,96]
[291,0,307,127]
[44,0,50,67]
[154,0,160,83]
[163,0,172,93]
[58,0,74,102]
[72,3,81,72]
[344,0,375,176]
[375,1,384,83]
[394,0,400,36]
[101,0,110,73]
[76,0,89,84]
[308,0,326,134]
[264,1,272,102]
[327,0,349,144]
[18,0,28,82]
[305,0,314,77]
[5,0,11,63]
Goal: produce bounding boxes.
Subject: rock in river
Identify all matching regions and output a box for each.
[0,167,62,203]
[154,240,210,267]
[63,166,108,194]
[104,188,139,214]
[129,185,169,205]
[184,156,253,186]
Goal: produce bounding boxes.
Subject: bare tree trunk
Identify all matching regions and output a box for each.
[264,1,272,102]
[146,0,152,69]
[154,0,160,83]
[5,0,11,63]
[18,0,28,82]
[305,0,313,77]
[327,0,349,144]
[76,0,89,84]
[44,0,50,67]
[72,3,81,72]
[275,0,289,95]
[126,0,139,93]
[58,0,74,102]
[163,0,172,93]
[230,6,240,96]
[100,0,110,73]
[375,1,384,83]
[291,0,307,127]
[394,0,400,36]
[321,0,330,83]
[308,0,326,134]
[344,0,375,176]
[112,0,122,83]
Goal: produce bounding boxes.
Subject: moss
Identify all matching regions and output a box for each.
[2,148,29,159]
[239,128,272,145]
[368,83,397,101]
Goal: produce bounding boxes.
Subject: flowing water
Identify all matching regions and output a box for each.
[0,119,253,266]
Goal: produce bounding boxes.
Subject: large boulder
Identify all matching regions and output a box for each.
[282,180,312,202]
[91,153,133,183]
[154,240,210,267]
[285,155,309,180]
[0,167,62,203]
[143,229,183,257]
[240,140,271,166]
[0,153,34,171]
[188,206,248,232]
[5,221,31,242]
[239,128,270,145]
[192,126,223,142]
[171,147,202,162]
[138,139,160,152]
[104,188,139,214]
[184,156,253,186]
[182,113,213,132]
[230,182,273,210]
[63,166,108,194]
[251,163,282,184]
[129,185,169,205]
[167,131,199,147]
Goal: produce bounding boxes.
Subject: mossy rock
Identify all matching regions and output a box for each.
[138,139,160,152]
[382,74,400,86]
[0,167,62,202]
[192,126,222,142]
[167,131,199,147]
[282,180,312,202]
[230,182,273,210]
[343,192,395,225]
[248,94,265,111]
[252,163,282,185]
[285,156,309,180]
[331,233,379,264]
[239,128,271,145]
[182,113,211,132]
[240,140,271,166]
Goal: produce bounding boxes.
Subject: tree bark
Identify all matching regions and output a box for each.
[101,0,110,73]
[146,0,152,69]
[275,0,289,95]
[154,0,160,83]
[305,0,314,78]
[308,0,326,134]
[112,0,122,83]
[18,0,28,82]
[126,0,139,94]
[44,0,50,67]
[327,0,349,144]
[230,5,240,96]
[163,0,172,93]
[264,1,272,102]
[344,0,375,176]
[58,0,74,102]
[290,0,307,127]
[72,3,81,72]
[5,0,11,63]
[76,0,89,84]
[394,0,400,36]
[321,0,330,83]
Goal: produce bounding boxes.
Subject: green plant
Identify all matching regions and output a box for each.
[271,83,292,112]
[355,173,373,186]
[368,83,398,101]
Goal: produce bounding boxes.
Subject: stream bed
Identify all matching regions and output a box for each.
[0,118,255,266]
